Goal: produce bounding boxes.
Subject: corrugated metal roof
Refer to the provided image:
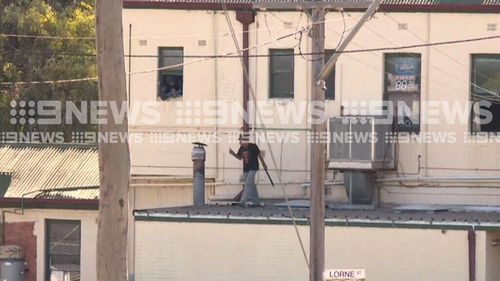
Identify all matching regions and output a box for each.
[0,144,99,199]
[382,0,500,4]
[134,203,500,229]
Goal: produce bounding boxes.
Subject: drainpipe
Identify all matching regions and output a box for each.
[468,229,476,281]
[236,10,255,133]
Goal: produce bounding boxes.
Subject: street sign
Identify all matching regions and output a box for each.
[324,269,366,281]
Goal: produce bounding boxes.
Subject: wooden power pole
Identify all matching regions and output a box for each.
[309,5,326,281]
[95,0,130,281]
[254,1,380,281]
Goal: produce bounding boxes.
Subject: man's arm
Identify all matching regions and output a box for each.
[229,148,242,160]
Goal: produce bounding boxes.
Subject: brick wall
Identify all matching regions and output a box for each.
[4,222,37,281]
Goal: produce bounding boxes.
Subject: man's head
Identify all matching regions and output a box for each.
[239,133,250,147]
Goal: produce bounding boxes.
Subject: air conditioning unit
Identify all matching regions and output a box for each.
[328,116,395,171]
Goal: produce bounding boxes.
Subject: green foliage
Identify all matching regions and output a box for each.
[0,0,97,139]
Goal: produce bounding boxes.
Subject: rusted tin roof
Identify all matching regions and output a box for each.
[0,144,99,199]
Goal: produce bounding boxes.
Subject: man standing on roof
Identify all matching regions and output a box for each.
[229,133,267,206]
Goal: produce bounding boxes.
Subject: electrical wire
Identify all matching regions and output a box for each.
[333,10,346,52]
[381,13,500,104]
[221,0,310,269]
[0,25,309,85]
[328,14,499,99]
[2,20,500,89]
[3,34,500,60]
[0,16,349,42]
[383,13,498,83]
[0,33,94,40]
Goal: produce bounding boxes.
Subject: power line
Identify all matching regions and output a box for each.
[221,0,310,269]
[0,25,309,85]
[381,13,500,101]
[0,33,94,40]
[4,34,500,59]
[0,16,349,42]
[0,77,97,85]
[2,32,500,85]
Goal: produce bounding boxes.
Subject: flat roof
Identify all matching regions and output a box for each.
[134,201,500,230]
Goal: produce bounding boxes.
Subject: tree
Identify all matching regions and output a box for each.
[0,0,97,139]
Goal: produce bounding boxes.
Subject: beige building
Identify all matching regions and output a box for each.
[123,0,500,207]
[0,144,99,281]
[122,1,500,281]
[133,206,500,281]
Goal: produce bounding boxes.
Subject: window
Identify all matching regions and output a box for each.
[324,49,336,100]
[46,220,81,281]
[384,53,421,133]
[470,54,500,133]
[270,49,294,98]
[158,47,183,100]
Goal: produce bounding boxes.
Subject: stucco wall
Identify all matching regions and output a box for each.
[486,231,500,281]
[134,220,490,281]
[122,9,500,206]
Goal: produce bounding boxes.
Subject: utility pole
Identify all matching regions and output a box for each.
[309,5,326,281]
[252,2,379,281]
[95,0,130,281]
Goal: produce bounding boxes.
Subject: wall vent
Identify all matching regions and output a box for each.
[398,23,408,30]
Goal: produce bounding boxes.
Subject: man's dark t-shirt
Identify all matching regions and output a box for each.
[237,143,260,172]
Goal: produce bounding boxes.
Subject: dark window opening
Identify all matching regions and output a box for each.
[45,220,81,281]
[384,53,421,134]
[471,54,500,133]
[324,49,336,100]
[158,47,183,101]
[270,49,294,99]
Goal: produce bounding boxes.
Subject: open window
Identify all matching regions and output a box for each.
[470,54,500,133]
[45,220,81,281]
[158,47,183,101]
[383,53,421,133]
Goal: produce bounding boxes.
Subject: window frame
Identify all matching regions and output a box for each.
[45,219,82,281]
[470,54,500,133]
[269,48,295,99]
[157,47,184,101]
[383,52,422,134]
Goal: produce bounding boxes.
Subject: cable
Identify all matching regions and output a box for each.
[0,16,349,42]
[0,25,308,85]
[3,29,500,86]
[0,33,94,40]
[0,77,97,85]
[384,13,498,83]
[333,10,346,52]
[328,15,496,98]
[381,13,500,102]
[221,0,310,269]
[264,12,285,48]
[128,25,309,75]
[5,33,500,60]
